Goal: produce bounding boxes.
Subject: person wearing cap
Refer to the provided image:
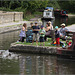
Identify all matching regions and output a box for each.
[55,26,60,47]
[39,25,46,46]
[59,23,69,38]
[32,22,40,45]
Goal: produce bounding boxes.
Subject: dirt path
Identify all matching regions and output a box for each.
[66,24,75,32]
[0,18,42,33]
[68,14,75,17]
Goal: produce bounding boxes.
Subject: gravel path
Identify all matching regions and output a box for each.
[66,24,75,32]
[0,20,42,33]
[0,19,42,28]
[0,21,30,28]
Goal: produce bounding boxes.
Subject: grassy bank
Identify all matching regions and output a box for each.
[16,38,54,47]
[0,7,42,21]
[23,11,42,21]
[16,38,72,47]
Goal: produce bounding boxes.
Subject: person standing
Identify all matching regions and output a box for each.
[19,23,27,42]
[32,22,40,46]
[30,22,34,29]
[55,26,60,47]
[39,25,46,46]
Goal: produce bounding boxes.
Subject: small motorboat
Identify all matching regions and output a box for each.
[54,9,68,17]
[41,7,55,20]
[56,32,75,58]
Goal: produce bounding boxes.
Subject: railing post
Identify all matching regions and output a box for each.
[71,32,75,50]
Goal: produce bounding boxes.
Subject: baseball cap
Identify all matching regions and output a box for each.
[55,26,58,29]
[41,25,44,28]
[61,23,65,26]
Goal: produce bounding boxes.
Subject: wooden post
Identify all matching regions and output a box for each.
[50,30,55,41]
[71,32,75,50]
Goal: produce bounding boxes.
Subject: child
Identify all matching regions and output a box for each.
[55,26,60,47]
[19,23,27,42]
[30,22,34,29]
[39,25,46,46]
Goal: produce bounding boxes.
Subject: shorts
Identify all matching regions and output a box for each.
[60,33,65,37]
[19,37,25,42]
[39,37,45,42]
[33,33,39,41]
[56,38,60,45]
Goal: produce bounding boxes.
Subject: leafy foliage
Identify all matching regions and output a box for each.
[0,0,75,19]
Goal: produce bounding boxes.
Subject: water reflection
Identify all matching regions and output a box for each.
[57,58,75,75]
[18,54,75,75]
[0,51,75,75]
[54,17,68,27]
[0,31,20,50]
[0,50,19,74]
[42,16,75,27]
[19,54,58,75]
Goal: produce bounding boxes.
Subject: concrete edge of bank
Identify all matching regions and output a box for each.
[0,24,22,34]
[0,20,42,34]
[9,42,57,55]
[9,42,75,58]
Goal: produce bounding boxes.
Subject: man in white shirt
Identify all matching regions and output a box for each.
[59,23,69,38]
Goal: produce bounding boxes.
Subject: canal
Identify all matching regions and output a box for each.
[0,16,75,75]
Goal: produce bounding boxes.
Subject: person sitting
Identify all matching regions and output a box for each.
[48,21,55,41]
[44,23,51,41]
[59,23,69,39]
[44,21,54,41]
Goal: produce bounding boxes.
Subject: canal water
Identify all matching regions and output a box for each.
[42,16,75,27]
[0,16,75,75]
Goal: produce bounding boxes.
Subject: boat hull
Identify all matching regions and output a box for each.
[56,48,75,59]
[41,17,55,20]
[54,10,68,17]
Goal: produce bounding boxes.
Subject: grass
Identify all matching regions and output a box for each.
[23,11,42,21]
[0,7,42,21]
[23,14,35,21]
[16,38,53,47]
[0,24,22,28]
[16,38,72,47]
